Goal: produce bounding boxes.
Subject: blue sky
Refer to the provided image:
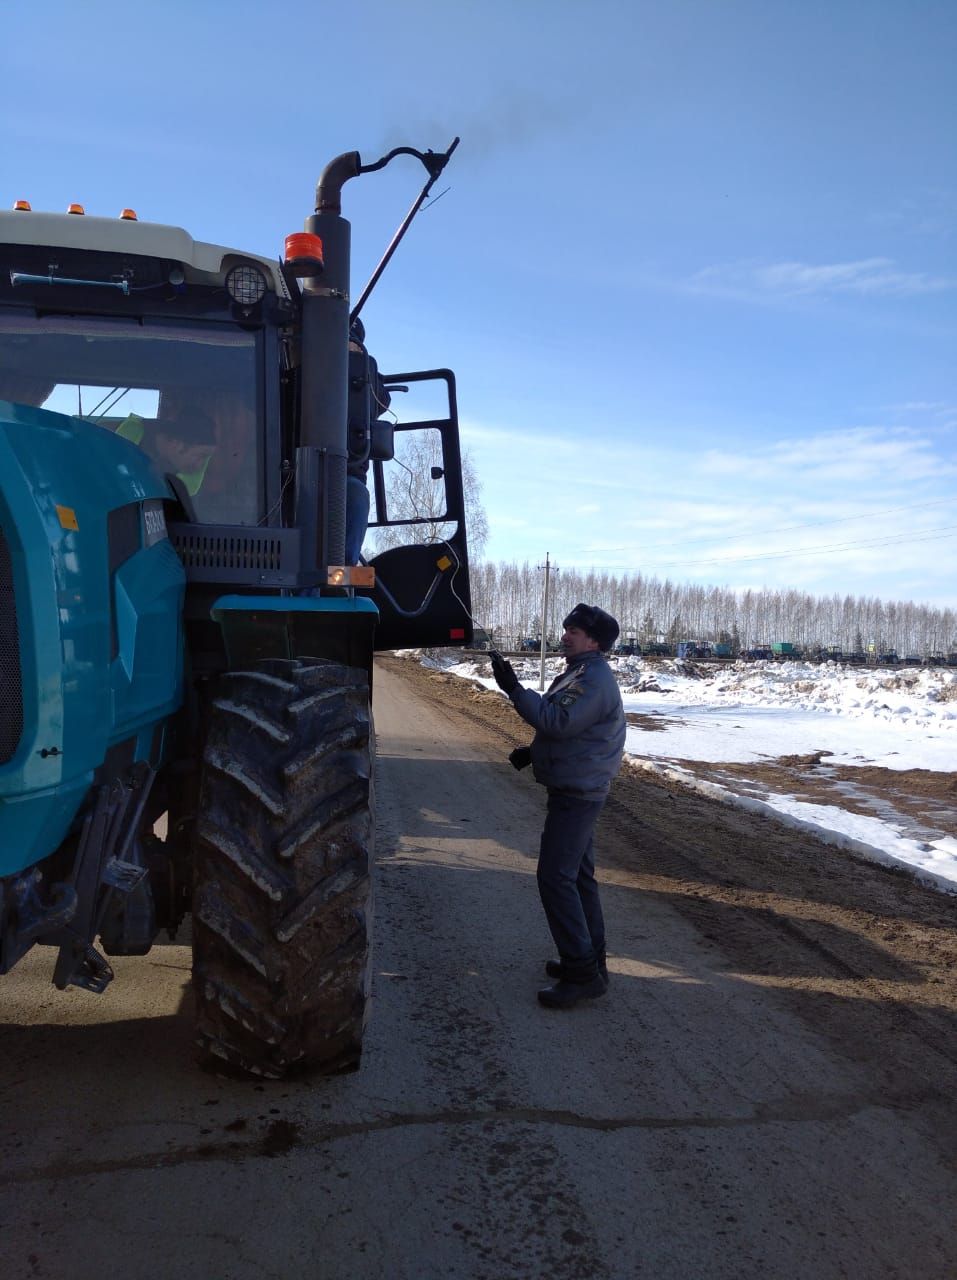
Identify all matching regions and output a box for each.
[4,0,955,605]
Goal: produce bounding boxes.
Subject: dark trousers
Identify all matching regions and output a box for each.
[537,789,607,979]
[345,475,370,564]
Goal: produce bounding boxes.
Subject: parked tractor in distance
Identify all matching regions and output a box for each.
[677,641,712,660]
[0,140,473,1077]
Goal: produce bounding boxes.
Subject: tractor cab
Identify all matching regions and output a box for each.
[0,194,473,669]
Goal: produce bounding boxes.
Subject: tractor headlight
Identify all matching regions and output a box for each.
[225,263,267,306]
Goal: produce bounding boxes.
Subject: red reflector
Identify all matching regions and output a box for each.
[449,628,466,640]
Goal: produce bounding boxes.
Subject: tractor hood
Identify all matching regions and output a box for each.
[0,403,185,876]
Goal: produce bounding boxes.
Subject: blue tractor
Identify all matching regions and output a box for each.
[0,141,472,1077]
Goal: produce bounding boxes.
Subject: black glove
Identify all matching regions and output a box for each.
[490,652,519,695]
[509,746,532,771]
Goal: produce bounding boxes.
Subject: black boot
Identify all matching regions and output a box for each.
[545,952,609,984]
[537,974,607,1009]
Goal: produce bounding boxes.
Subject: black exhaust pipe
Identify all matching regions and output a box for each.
[296,152,362,578]
[295,141,459,583]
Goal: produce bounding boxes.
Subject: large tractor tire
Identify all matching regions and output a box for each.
[191,657,373,1078]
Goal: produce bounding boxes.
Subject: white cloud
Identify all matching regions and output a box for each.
[688,258,955,299]
[461,419,575,456]
[868,190,957,239]
[698,427,956,487]
[466,413,956,604]
[882,401,951,413]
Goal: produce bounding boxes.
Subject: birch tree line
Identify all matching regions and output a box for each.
[469,562,957,656]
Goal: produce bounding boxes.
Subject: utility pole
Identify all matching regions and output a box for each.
[538,553,555,691]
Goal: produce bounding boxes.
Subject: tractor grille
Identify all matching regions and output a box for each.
[0,523,24,764]
[168,523,301,586]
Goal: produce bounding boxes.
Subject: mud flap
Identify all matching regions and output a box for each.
[211,595,378,682]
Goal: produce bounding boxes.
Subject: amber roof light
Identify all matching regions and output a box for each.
[13,199,31,211]
[119,208,138,220]
[283,231,324,276]
[66,203,85,215]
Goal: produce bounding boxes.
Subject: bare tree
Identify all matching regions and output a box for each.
[368,429,488,559]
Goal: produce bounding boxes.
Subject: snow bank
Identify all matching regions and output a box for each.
[408,650,957,894]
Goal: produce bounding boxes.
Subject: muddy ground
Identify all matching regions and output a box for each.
[381,654,957,1111]
[4,655,957,1279]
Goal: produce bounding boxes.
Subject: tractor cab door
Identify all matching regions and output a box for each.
[363,368,473,651]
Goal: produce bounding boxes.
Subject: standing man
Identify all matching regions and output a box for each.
[491,604,626,1009]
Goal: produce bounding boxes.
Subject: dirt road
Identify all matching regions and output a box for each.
[2,655,956,1279]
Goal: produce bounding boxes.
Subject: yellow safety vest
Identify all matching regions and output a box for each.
[116,413,212,496]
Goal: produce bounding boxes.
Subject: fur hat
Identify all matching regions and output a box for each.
[562,603,620,651]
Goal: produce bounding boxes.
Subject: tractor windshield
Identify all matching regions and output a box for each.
[0,313,262,525]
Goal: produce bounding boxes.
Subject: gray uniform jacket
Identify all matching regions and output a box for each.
[509,651,626,800]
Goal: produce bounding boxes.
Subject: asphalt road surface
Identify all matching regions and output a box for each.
[2,655,956,1279]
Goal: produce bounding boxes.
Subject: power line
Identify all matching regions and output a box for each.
[558,523,957,573]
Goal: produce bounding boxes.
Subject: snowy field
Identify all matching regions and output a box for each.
[413,652,957,894]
